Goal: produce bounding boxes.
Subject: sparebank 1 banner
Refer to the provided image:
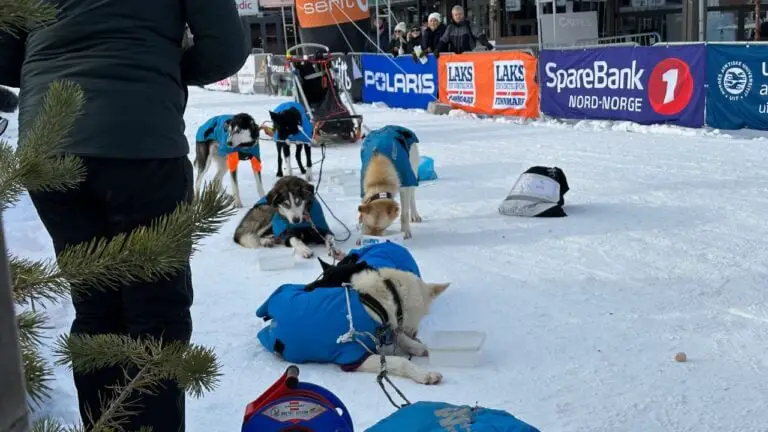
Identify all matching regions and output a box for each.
[539,45,706,128]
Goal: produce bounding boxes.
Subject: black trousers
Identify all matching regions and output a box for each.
[29,156,194,432]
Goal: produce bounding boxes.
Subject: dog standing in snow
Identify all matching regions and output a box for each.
[359,125,422,239]
[194,113,264,208]
[268,101,314,181]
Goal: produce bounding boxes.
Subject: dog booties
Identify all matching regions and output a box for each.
[366,401,541,432]
[271,101,314,143]
[256,242,421,369]
[498,166,569,218]
[360,125,420,196]
[254,196,332,246]
[196,114,260,158]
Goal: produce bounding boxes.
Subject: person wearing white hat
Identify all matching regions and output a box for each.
[387,22,408,56]
[421,12,446,54]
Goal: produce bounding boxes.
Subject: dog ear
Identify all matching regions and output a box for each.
[302,182,315,199]
[427,282,450,298]
[266,189,279,207]
[318,258,332,271]
[358,203,370,214]
[269,111,279,124]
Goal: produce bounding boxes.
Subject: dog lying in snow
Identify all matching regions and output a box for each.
[194,113,264,208]
[255,242,449,384]
[359,125,423,239]
[233,175,337,258]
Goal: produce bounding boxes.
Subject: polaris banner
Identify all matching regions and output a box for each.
[539,45,706,127]
[706,44,768,130]
[332,54,363,103]
[361,54,438,109]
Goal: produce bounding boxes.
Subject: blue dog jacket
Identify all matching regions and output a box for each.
[366,401,541,432]
[254,196,331,244]
[360,125,420,196]
[272,101,314,144]
[196,114,260,158]
[255,242,421,368]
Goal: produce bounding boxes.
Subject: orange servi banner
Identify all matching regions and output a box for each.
[438,50,540,119]
[296,0,370,29]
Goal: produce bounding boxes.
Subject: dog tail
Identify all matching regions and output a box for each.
[0,87,19,113]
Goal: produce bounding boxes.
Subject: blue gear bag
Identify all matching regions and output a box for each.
[365,401,541,432]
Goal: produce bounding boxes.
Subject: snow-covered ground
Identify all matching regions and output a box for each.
[5,87,768,431]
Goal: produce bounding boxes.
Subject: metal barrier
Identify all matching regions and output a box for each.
[576,32,661,47]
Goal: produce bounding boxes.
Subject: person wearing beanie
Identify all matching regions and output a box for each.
[388,22,408,56]
[421,12,446,54]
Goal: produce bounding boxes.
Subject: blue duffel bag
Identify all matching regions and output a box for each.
[366,401,540,432]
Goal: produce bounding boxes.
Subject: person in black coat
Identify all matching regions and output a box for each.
[421,12,446,54]
[435,5,494,55]
[0,0,249,430]
[406,26,423,55]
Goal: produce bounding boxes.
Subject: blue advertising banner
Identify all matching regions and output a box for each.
[539,45,706,127]
[361,54,438,110]
[706,44,768,130]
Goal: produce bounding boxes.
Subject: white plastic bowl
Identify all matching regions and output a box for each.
[427,330,486,368]
[359,231,405,247]
[257,248,295,271]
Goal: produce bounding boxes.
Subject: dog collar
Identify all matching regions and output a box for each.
[365,192,394,204]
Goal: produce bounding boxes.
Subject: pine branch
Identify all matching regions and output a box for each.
[31,418,72,432]
[0,0,57,35]
[17,309,50,347]
[9,256,69,305]
[21,342,53,406]
[0,80,85,212]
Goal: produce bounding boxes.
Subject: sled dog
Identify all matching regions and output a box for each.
[194,113,264,208]
[359,125,422,239]
[233,176,335,258]
[269,102,313,181]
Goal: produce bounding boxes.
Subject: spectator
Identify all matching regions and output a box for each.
[0,0,249,431]
[436,5,494,55]
[388,22,408,56]
[421,12,447,54]
[406,26,423,54]
[367,18,390,53]
[759,21,768,41]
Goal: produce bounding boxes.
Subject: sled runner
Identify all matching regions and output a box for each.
[285,43,364,145]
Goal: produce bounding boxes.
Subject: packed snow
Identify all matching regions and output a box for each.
[5,87,768,431]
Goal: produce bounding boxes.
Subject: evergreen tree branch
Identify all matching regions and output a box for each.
[31,418,73,432]
[17,309,49,347]
[9,256,69,305]
[21,342,53,406]
[89,365,151,432]
[0,80,86,212]
[0,0,57,35]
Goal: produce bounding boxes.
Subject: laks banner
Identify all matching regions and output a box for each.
[437,51,540,118]
[362,54,438,110]
[706,44,768,130]
[539,45,706,127]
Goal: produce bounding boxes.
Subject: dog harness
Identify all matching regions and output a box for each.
[196,114,260,158]
[272,101,314,144]
[360,125,420,197]
[255,242,421,370]
[254,196,332,245]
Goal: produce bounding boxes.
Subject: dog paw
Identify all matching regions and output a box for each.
[296,245,314,258]
[411,214,423,223]
[260,237,275,248]
[402,229,412,239]
[417,371,443,385]
[276,171,283,177]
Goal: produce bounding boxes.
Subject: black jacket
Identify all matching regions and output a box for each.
[436,19,493,55]
[0,0,249,159]
[421,24,446,53]
[387,36,407,56]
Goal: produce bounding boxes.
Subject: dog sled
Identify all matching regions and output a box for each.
[285,43,364,146]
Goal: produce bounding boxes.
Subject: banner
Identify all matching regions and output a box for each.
[265,55,294,96]
[333,54,363,103]
[539,45,706,127]
[706,44,768,130]
[438,51,540,118]
[362,54,438,109]
[235,54,256,94]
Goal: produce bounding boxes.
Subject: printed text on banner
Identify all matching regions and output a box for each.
[437,51,540,118]
[706,44,768,130]
[361,54,438,110]
[539,45,706,127]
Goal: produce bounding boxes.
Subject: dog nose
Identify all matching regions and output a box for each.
[291,217,301,224]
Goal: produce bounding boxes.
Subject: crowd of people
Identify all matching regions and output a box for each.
[367,5,494,59]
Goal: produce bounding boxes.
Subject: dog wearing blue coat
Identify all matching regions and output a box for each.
[255,242,450,384]
[359,125,423,239]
